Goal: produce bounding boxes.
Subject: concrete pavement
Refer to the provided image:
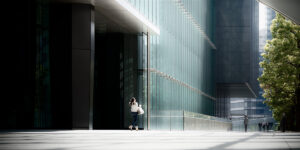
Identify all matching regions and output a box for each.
[0,130,299,150]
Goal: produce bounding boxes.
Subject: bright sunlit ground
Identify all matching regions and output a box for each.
[0,130,300,150]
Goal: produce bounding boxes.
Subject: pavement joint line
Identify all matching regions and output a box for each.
[282,134,293,150]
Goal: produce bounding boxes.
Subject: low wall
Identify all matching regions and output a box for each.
[183,111,232,131]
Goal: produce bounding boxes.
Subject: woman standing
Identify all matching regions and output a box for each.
[129,97,139,131]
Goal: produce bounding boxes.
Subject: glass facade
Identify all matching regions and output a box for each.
[230,98,265,118]
[230,97,275,131]
[126,0,216,130]
[257,3,275,118]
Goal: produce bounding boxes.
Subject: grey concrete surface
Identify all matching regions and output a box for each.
[0,130,299,150]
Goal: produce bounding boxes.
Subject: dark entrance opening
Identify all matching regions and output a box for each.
[93,33,139,129]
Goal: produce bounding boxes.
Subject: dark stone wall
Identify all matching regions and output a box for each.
[49,3,95,129]
[49,4,73,129]
[71,4,94,129]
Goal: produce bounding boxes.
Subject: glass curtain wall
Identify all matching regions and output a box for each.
[137,33,148,129]
[126,0,216,130]
[34,0,52,128]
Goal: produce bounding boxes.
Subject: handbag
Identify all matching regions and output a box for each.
[137,107,144,115]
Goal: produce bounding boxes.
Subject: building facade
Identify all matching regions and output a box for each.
[214,1,276,131]
[3,0,227,130]
[214,0,260,120]
[4,0,278,131]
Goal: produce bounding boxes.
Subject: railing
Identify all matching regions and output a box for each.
[147,111,232,131]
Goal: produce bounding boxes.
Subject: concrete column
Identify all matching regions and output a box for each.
[71,4,94,129]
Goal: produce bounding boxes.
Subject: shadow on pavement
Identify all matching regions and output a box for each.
[185,133,300,150]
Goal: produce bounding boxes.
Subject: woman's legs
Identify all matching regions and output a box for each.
[131,112,138,127]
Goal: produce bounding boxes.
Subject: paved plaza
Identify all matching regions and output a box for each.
[0,130,299,150]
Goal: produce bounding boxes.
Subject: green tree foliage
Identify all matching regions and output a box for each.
[258,13,300,130]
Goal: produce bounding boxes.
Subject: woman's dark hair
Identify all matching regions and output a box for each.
[129,97,136,105]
